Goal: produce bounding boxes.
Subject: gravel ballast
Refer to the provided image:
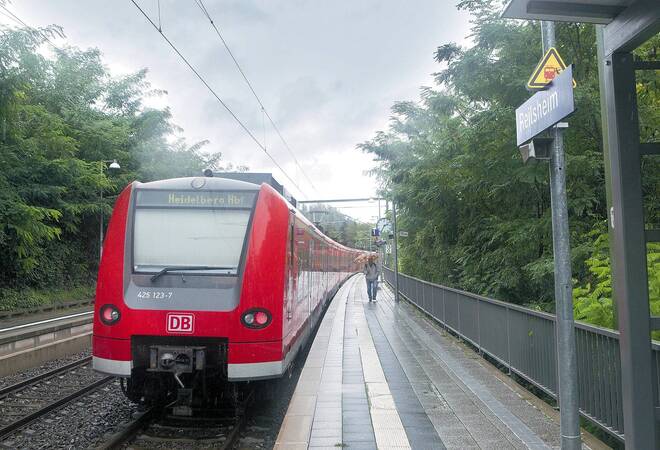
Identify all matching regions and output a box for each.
[0,379,137,449]
[0,350,92,391]
[0,348,139,449]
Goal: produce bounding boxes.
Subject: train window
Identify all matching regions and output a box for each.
[133,208,250,274]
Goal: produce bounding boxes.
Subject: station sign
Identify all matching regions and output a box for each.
[398,231,409,237]
[136,190,257,208]
[527,47,576,90]
[516,65,575,146]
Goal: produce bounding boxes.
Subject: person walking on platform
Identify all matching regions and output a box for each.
[363,254,381,302]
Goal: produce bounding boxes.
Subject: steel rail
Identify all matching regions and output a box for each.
[0,375,114,439]
[0,356,93,397]
[97,389,252,449]
[94,407,159,450]
[97,410,246,450]
[219,414,245,450]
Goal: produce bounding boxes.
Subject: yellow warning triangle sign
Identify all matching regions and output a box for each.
[527,47,576,90]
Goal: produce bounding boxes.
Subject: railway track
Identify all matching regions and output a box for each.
[0,356,114,440]
[98,392,252,449]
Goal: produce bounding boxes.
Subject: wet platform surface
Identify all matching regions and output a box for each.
[0,307,92,333]
[275,274,578,449]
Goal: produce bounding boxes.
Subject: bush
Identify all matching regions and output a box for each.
[0,284,95,311]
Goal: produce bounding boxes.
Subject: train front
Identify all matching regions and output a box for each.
[92,176,289,408]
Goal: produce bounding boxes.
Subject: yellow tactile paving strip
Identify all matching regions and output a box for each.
[276,275,413,449]
[351,283,412,450]
[274,279,349,449]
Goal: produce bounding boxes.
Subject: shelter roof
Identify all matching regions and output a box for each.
[501,0,635,24]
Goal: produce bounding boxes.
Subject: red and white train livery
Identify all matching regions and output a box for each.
[92,174,361,404]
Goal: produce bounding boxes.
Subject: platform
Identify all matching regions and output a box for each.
[0,309,93,377]
[275,274,587,450]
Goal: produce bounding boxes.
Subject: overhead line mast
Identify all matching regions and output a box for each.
[129,0,306,199]
[192,0,320,197]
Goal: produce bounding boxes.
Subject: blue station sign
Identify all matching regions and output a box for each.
[516,65,575,146]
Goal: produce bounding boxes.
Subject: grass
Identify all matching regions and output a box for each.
[0,284,95,311]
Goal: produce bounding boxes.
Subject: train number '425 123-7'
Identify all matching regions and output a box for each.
[137,290,173,300]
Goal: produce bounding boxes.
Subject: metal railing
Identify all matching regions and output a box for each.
[383,267,660,442]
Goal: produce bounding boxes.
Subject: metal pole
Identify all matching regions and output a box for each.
[595,26,618,328]
[99,168,104,261]
[542,21,581,450]
[392,201,400,303]
[603,50,658,449]
[378,199,384,282]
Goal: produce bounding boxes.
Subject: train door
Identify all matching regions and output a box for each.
[286,220,295,320]
[308,239,313,315]
[295,221,307,326]
[323,243,328,301]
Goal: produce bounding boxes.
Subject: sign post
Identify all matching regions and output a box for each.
[540,22,581,450]
[392,201,400,303]
[515,22,581,450]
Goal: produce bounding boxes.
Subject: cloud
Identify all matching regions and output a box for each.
[4,0,472,218]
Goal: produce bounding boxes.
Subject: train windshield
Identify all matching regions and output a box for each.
[132,190,255,275]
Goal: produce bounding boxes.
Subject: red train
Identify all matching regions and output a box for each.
[92,173,361,407]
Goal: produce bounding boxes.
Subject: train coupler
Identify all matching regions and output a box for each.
[172,388,194,416]
[148,345,206,373]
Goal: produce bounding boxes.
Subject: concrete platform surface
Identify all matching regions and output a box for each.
[0,306,92,332]
[275,274,592,450]
[0,309,93,377]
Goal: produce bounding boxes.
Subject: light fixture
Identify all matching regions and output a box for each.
[519,137,553,164]
[241,308,272,329]
[99,304,121,325]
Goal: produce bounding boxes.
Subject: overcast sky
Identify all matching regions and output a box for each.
[2,0,472,221]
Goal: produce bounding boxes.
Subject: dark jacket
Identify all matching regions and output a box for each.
[363,262,380,281]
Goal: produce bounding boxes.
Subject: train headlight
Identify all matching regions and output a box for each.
[99,304,121,325]
[241,309,271,329]
[254,311,269,326]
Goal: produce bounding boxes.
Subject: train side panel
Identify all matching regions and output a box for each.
[227,184,289,379]
[92,175,362,406]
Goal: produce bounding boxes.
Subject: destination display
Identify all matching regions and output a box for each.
[516,65,575,146]
[136,190,257,208]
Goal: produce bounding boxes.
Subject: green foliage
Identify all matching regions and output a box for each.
[0,25,225,303]
[0,284,94,311]
[572,224,615,330]
[359,0,659,332]
[300,204,375,249]
[573,224,660,340]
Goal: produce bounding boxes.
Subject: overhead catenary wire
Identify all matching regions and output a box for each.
[0,4,61,51]
[0,5,81,113]
[192,0,320,196]
[0,9,18,24]
[0,5,29,28]
[129,0,306,198]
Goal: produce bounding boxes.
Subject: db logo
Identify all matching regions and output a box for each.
[166,313,194,333]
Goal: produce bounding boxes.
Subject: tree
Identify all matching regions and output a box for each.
[359,0,659,325]
[299,204,374,249]
[0,25,223,302]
